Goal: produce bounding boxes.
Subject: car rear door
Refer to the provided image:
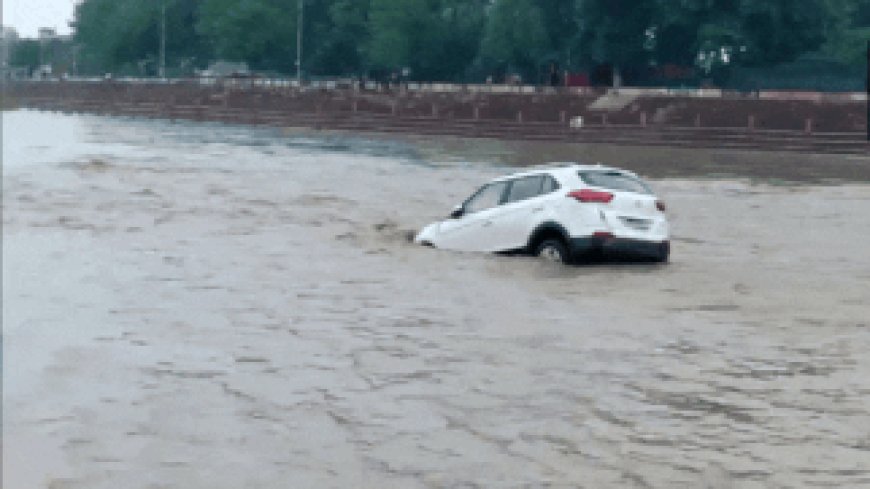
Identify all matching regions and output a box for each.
[486,175,556,251]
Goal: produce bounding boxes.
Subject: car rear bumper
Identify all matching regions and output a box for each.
[569,236,669,260]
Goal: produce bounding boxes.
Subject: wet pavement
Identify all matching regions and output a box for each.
[3,110,870,488]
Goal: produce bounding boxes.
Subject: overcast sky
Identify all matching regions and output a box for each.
[3,0,77,38]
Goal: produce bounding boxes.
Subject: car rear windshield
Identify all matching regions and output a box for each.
[578,171,652,195]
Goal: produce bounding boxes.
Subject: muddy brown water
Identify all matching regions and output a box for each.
[3,109,870,488]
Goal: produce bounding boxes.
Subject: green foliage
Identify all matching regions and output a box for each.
[575,0,658,68]
[65,0,869,86]
[365,0,430,70]
[306,0,369,75]
[10,39,41,69]
[535,0,580,55]
[74,0,210,75]
[365,0,485,80]
[479,0,551,79]
[77,0,161,70]
[427,0,488,80]
[737,0,830,65]
[820,0,870,65]
[197,0,296,72]
[824,26,870,65]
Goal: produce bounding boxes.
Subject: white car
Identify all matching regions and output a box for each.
[415,163,670,263]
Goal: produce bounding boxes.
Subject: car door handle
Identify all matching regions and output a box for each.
[482,221,493,227]
[532,207,544,213]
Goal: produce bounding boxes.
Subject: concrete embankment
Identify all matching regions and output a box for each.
[7,81,868,155]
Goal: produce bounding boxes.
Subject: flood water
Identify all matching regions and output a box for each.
[3,109,870,488]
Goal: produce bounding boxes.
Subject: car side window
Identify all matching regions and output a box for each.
[505,176,545,203]
[464,181,508,214]
[542,176,560,193]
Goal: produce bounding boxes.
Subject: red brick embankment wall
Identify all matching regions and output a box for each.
[6,81,868,155]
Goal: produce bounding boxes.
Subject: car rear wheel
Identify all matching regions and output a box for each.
[536,239,569,264]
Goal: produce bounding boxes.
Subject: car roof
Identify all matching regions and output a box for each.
[491,162,635,182]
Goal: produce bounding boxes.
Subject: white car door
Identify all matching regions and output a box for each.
[487,175,557,251]
[433,181,509,252]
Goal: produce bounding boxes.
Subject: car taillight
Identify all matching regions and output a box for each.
[656,200,666,212]
[567,189,614,204]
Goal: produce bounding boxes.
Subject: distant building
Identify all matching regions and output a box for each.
[1,25,24,79]
[0,25,71,79]
[38,27,57,42]
[1,25,19,68]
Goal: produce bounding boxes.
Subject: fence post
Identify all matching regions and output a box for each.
[602,113,608,126]
[474,105,480,120]
[748,115,755,131]
[640,111,647,127]
[560,110,567,124]
[431,103,438,117]
[352,100,358,113]
[517,110,523,123]
[694,114,701,128]
[804,118,813,135]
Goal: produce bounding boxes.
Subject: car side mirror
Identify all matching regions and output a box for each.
[449,205,464,219]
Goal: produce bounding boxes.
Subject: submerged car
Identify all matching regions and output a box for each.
[414,163,670,263]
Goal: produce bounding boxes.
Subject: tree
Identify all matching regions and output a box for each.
[573,0,658,85]
[305,0,370,76]
[366,0,486,80]
[64,0,862,84]
[820,0,870,65]
[365,0,428,73]
[10,39,40,70]
[574,0,842,85]
[73,0,210,75]
[737,0,829,66]
[165,0,213,72]
[197,0,297,73]
[478,0,551,81]
[433,0,488,80]
[651,0,837,68]
[533,0,578,64]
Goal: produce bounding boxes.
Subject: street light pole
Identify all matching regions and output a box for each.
[159,0,166,78]
[296,0,303,87]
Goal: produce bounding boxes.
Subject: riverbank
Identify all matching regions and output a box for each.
[7,81,868,155]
